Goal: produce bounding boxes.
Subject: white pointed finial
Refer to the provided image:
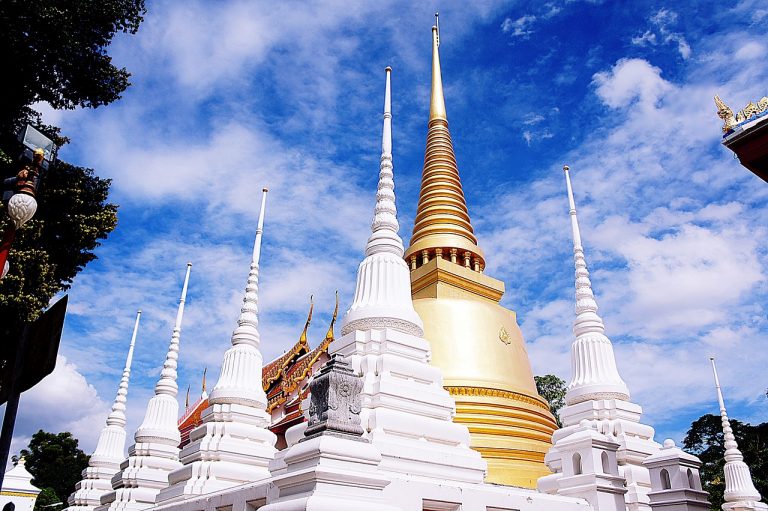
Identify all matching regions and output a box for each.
[106,310,141,427]
[563,165,629,405]
[253,188,268,265]
[226,188,267,351]
[709,357,765,507]
[365,67,404,258]
[155,263,192,396]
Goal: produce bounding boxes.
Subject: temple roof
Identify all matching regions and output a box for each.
[264,295,338,413]
[177,295,337,445]
[262,299,313,391]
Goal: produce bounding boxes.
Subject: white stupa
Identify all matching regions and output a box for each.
[0,458,41,511]
[331,64,487,485]
[538,165,661,511]
[709,358,766,511]
[98,264,192,511]
[66,311,142,511]
[157,190,276,502]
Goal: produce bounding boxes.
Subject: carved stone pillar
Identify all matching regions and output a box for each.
[463,251,471,268]
[421,249,430,265]
[450,248,458,264]
[304,355,364,440]
[410,255,417,270]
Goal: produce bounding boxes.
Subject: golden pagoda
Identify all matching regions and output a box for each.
[402,24,558,488]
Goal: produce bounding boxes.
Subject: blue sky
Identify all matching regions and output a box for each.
[10,0,768,461]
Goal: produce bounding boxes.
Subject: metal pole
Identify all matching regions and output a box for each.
[0,325,28,487]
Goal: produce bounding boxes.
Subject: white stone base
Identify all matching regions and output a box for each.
[97,442,181,511]
[330,326,486,484]
[156,403,277,503]
[543,399,661,511]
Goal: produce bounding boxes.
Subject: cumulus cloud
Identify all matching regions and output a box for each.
[477,30,768,438]
[8,356,110,459]
[592,58,672,109]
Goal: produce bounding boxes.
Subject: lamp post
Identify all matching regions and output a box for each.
[0,125,57,278]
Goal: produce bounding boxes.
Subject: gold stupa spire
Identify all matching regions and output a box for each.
[404,19,484,271]
[403,21,557,487]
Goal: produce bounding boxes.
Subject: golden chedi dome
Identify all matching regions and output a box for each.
[404,24,557,488]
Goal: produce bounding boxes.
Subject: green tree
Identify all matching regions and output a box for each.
[535,374,567,427]
[0,0,144,326]
[683,414,768,510]
[33,487,61,511]
[0,0,146,137]
[0,153,118,324]
[15,431,89,507]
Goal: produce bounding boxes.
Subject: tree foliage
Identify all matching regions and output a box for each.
[683,414,768,510]
[14,430,89,507]
[0,152,117,324]
[0,0,146,136]
[0,0,145,326]
[535,374,567,427]
[33,487,61,511]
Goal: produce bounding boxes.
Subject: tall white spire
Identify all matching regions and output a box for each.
[98,264,192,511]
[342,67,423,336]
[157,189,277,502]
[332,67,485,484]
[709,357,766,511]
[65,311,142,511]
[539,167,659,511]
[365,66,402,258]
[563,165,630,405]
[208,188,269,404]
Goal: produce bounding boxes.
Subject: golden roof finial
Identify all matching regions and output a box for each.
[715,94,737,133]
[325,291,339,341]
[430,20,447,121]
[185,385,190,408]
[299,296,314,345]
[404,21,484,269]
[201,367,207,394]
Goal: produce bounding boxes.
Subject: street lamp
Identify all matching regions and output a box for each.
[0,125,57,278]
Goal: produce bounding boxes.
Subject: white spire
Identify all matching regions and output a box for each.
[331,66,485,484]
[342,67,423,336]
[709,357,766,510]
[97,264,192,511]
[64,311,142,511]
[562,165,630,405]
[366,66,403,258]
[106,311,141,427]
[154,263,192,398]
[209,188,269,405]
[156,190,276,502]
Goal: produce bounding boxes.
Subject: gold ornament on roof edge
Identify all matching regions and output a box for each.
[715,94,768,133]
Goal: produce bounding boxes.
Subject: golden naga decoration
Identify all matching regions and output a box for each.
[715,94,768,133]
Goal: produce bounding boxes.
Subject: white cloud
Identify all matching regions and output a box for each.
[501,15,537,37]
[592,58,672,109]
[9,356,110,460]
[631,8,691,59]
[477,30,768,432]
